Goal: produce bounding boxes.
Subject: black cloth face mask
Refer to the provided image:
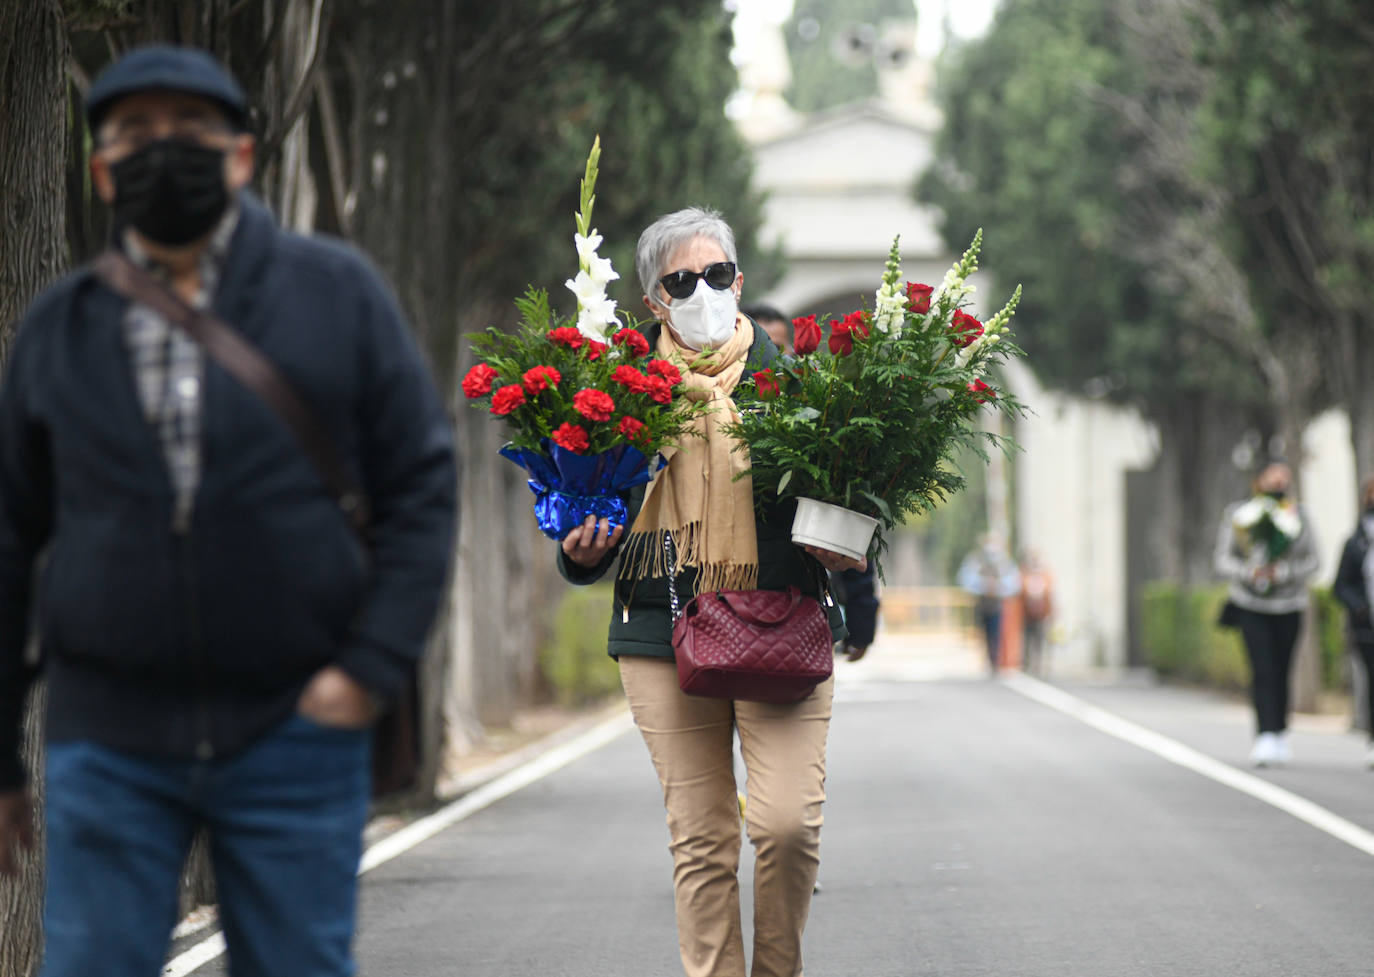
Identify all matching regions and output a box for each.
[111,138,229,246]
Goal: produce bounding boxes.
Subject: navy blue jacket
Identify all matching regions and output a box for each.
[0,195,457,789]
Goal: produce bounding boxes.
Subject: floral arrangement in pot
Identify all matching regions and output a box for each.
[461,138,706,540]
[727,232,1025,569]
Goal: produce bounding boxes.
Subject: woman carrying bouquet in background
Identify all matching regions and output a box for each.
[558,207,859,977]
[1214,461,1320,767]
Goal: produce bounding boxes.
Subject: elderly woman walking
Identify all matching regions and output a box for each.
[558,207,858,977]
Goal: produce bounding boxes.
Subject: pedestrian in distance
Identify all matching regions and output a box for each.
[1332,474,1374,770]
[957,534,1021,674]
[1019,549,1054,676]
[740,301,792,355]
[559,207,856,977]
[0,45,457,977]
[1214,462,1319,768]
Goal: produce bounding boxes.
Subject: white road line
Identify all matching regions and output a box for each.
[162,933,226,977]
[162,711,634,976]
[1003,671,1374,858]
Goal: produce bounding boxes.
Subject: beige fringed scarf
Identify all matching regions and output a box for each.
[619,315,759,594]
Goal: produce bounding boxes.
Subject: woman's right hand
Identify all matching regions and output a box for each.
[562,515,624,568]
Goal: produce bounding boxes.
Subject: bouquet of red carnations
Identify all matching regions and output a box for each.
[461,139,705,540]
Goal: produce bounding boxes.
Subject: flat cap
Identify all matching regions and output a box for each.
[86,45,248,131]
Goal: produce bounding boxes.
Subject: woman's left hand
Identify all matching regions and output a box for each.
[803,544,866,574]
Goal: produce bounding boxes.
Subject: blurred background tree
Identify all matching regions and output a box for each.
[917,0,1374,582]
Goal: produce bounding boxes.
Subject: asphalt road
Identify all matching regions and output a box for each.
[183,640,1374,976]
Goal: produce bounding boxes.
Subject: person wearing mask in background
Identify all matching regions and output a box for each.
[1214,462,1319,768]
[958,535,1021,675]
[1019,550,1054,676]
[1333,475,1374,769]
[741,301,792,355]
[0,46,456,976]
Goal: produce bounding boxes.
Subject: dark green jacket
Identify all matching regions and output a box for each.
[557,319,846,659]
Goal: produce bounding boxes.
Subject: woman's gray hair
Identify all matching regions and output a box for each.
[635,207,738,301]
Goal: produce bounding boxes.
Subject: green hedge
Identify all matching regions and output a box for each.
[1312,586,1348,691]
[1141,581,1349,693]
[538,584,622,707]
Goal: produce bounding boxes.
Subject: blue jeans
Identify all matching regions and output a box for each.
[41,713,371,977]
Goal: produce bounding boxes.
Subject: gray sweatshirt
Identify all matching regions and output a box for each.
[1214,499,1320,614]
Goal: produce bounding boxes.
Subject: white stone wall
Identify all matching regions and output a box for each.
[1003,361,1157,672]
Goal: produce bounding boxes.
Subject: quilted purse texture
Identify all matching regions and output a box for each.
[672,587,833,703]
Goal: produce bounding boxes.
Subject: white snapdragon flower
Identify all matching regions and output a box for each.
[938,266,975,305]
[873,235,905,336]
[873,281,904,335]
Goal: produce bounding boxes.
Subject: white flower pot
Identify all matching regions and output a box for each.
[791,497,879,562]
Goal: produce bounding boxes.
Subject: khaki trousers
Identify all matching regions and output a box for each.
[619,656,833,977]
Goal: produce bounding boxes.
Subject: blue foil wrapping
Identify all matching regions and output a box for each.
[499,439,663,540]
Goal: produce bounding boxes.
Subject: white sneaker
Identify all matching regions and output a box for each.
[1250,733,1279,767]
[1273,732,1293,765]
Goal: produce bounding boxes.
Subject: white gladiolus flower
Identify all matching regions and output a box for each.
[575,294,618,341]
[565,269,602,308]
[575,231,603,264]
[586,253,619,289]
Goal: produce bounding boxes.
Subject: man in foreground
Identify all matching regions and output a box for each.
[0,45,456,976]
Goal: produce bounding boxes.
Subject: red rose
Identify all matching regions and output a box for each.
[490,385,526,415]
[905,282,933,315]
[753,369,780,400]
[647,376,673,405]
[547,327,584,349]
[552,422,590,454]
[647,359,682,386]
[950,310,984,348]
[612,365,652,393]
[522,365,562,395]
[792,314,822,355]
[586,340,608,361]
[573,388,615,422]
[967,379,996,404]
[612,328,650,357]
[461,363,498,399]
[828,310,870,356]
[618,416,649,445]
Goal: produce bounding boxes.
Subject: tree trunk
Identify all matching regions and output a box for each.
[0,0,68,972]
[1349,340,1374,487]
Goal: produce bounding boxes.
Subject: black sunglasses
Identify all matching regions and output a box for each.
[658,261,737,301]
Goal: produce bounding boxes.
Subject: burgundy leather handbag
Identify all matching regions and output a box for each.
[666,538,834,704]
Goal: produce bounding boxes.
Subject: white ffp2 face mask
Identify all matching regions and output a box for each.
[667,279,739,350]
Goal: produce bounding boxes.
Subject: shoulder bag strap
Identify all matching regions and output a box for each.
[92,249,371,538]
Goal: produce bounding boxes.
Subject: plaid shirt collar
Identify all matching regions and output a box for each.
[122,201,240,302]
